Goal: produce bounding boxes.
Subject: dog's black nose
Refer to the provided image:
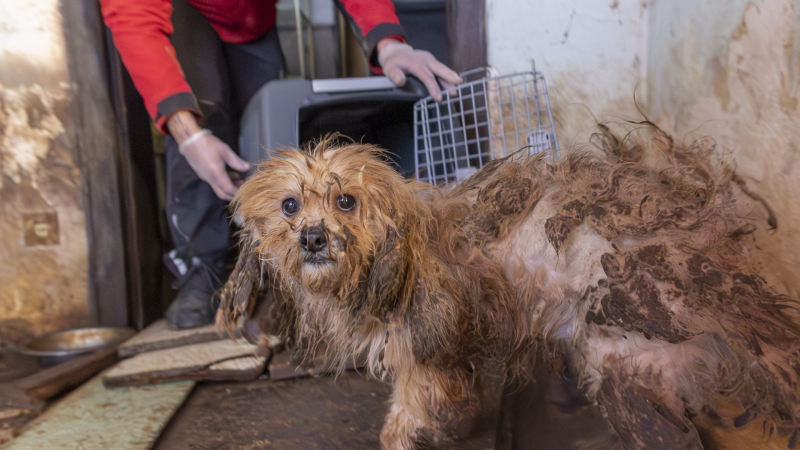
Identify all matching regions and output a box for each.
[300,227,327,253]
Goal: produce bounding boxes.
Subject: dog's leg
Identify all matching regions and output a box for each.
[381,358,484,450]
[381,400,422,450]
[599,370,704,450]
[215,238,262,336]
[379,359,454,450]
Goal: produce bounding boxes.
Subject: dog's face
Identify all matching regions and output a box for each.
[233,141,427,303]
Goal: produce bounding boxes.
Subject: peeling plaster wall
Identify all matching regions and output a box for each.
[646,0,752,127]
[486,0,650,149]
[488,0,800,296]
[647,0,800,296]
[0,0,92,341]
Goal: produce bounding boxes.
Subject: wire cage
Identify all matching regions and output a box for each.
[414,62,560,185]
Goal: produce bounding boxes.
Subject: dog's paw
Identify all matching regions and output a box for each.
[380,403,423,450]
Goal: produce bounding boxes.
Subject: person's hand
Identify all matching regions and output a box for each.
[167,111,250,201]
[377,38,463,102]
[179,132,250,200]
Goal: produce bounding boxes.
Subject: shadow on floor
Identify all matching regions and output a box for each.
[154,371,391,450]
[154,364,619,450]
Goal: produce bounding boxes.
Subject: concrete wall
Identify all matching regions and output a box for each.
[645,0,751,127]
[0,0,92,341]
[487,0,800,295]
[646,0,800,295]
[487,0,649,148]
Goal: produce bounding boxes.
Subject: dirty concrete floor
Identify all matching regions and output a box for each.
[153,371,391,450]
[503,374,619,450]
[1,348,617,449]
[152,367,617,450]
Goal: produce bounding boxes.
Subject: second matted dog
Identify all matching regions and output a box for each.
[217,127,800,450]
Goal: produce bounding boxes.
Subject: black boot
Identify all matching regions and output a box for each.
[164,250,225,329]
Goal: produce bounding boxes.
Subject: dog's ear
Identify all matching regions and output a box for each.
[215,238,262,337]
[365,227,413,320]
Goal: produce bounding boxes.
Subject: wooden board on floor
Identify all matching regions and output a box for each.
[117,319,233,358]
[104,338,266,387]
[206,356,266,380]
[0,346,122,445]
[268,350,322,381]
[268,347,367,381]
[1,373,194,450]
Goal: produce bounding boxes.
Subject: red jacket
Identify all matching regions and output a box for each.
[100,0,404,131]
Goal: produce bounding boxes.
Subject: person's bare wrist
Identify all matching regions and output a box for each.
[167,110,202,144]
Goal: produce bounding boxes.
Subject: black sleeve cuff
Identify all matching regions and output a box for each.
[366,23,406,67]
[155,92,202,127]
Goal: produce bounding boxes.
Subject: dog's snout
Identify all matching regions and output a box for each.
[300,227,327,253]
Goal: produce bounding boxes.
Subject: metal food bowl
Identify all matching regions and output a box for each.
[13,327,136,366]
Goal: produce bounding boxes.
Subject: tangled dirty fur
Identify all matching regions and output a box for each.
[217,125,800,450]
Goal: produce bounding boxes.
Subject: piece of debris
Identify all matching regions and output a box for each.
[268,346,367,381]
[103,338,266,387]
[117,319,235,358]
[4,374,193,450]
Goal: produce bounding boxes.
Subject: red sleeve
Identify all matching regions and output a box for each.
[100,0,199,132]
[336,0,406,74]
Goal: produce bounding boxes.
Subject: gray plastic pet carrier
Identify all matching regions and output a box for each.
[239,62,559,184]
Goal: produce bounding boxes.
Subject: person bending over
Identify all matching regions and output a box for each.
[100,0,462,328]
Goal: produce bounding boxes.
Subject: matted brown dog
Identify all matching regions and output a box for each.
[217,126,800,450]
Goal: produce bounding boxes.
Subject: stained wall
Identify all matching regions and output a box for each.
[488,0,800,296]
[646,0,800,295]
[0,0,93,341]
[487,0,649,149]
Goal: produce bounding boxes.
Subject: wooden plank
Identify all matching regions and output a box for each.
[0,346,121,443]
[59,0,128,328]
[104,338,263,387]
[205,356,267,380]
[268,347,366,381]
[0,389,42,446]
[102,356,267,387]
[104,32,165,331]
[268,350,317,381]
[1,373,193,450]
[13,346,119,401]
[117,319,233,358]
[0,346,246,445]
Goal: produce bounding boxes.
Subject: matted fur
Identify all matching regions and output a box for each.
[218,128,800,450]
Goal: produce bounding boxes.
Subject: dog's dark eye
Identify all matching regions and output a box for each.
[282,198,300,216]
[337,194,356,212]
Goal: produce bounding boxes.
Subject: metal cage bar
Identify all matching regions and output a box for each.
[414,62,560,185]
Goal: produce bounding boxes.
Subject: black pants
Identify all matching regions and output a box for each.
[165,0,284,267]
